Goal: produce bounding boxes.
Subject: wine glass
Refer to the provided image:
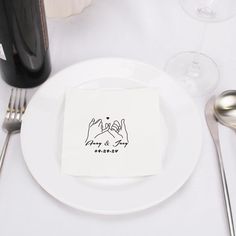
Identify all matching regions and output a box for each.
[165,0,236,96]
[181,0,236,22]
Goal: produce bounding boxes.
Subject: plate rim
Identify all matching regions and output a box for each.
[21,57,203,215]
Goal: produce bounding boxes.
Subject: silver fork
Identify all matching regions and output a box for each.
[0,88,27,174]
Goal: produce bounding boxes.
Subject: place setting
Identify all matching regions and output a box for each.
[0,0,236,235]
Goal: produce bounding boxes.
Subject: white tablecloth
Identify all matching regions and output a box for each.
[1,0,236,235]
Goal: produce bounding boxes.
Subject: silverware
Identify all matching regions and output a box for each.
[214,90,236,130]
[0,88,27,174]
[205,96,235,236]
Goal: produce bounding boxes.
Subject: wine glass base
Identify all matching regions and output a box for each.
[165,51,220,96]
[180,0,236,22]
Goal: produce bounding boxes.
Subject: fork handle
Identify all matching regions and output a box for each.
[0,133,11,174]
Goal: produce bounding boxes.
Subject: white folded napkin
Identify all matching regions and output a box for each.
[61,88,163,177]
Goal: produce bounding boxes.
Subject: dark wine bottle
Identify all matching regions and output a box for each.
[0,0,51,88]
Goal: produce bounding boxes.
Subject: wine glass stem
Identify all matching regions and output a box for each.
[186,61,201,78]
[188,22,208,74]
[197,23,208,52]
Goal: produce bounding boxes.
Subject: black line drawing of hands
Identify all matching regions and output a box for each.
[94,122,110,139]
[109,119,129,143]
[85,118,129,146]
[109,120,123,141]
[85,118,109,142]
[119,119,129,143]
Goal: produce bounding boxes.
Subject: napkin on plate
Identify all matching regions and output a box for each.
[61,87,163,177]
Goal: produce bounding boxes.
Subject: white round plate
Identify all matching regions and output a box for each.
[21,58,202,215]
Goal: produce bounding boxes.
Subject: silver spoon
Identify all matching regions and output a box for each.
[205,96,235,236]
[215,90,236,130]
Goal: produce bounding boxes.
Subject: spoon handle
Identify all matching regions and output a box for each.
[205,97,235,236]
[215,140,235,236]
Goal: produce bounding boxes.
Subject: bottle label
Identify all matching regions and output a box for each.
[0,44,6,61]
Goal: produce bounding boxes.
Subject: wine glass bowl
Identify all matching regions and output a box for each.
[165,0,236,96]
[180,0,236,22]
[165,51,220,96]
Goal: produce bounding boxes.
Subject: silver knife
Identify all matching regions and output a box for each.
[205,96,235,236]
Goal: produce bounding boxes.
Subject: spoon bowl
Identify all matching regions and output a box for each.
[214,90,236,130]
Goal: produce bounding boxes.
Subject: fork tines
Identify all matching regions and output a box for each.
[7,88,27,120]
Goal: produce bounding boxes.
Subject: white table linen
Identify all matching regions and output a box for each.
[0,0,236,235]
